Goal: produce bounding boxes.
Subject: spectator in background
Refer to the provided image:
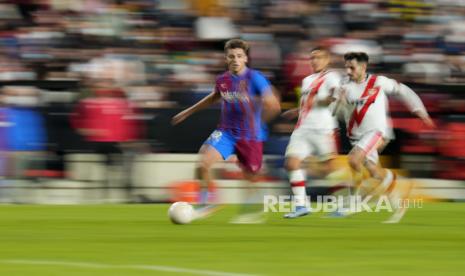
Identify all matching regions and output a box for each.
[70,65,144,200]
[2,86,46,179]
[0,93,8,201]
[71,88,141,150]
[282,42,314,102]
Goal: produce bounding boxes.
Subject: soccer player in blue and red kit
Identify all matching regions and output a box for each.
[172,39,280,223]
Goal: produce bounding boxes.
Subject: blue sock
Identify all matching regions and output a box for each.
[199,190,209,205]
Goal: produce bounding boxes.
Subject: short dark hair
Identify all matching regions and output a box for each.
[310,46,329,54]
[344,52,369,63]
[224,39,249,55]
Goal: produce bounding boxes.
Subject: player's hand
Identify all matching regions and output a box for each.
[329,87,337,98]
[318,95,336,106]
[421,116,436,129]
[338,87,347,101]
[414,111,436,129]
[171,110,190,125]
[331,88,348,116]
[78,128,108,137]
[281,108,299,120]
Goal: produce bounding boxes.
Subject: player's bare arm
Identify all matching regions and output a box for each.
[171,91,221,125]
[331,87,348,117]
[262,89,281,122]
[317,96,336,106]
[317,87,338,107]
[281,108,299,120]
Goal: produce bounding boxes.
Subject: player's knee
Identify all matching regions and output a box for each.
[348,155,362,171]
[365,163,383,179]
[194,166,203,179]
[197,161,212,175]
[321,159,335,176]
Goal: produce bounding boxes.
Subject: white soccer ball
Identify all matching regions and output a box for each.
[168,202,194,224]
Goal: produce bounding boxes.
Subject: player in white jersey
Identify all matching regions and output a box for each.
[333,52,434,222]
[282,47,341,218]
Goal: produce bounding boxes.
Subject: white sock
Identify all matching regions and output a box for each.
[289,170,307,207]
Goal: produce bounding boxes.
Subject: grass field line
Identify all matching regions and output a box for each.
[0,259,260,276]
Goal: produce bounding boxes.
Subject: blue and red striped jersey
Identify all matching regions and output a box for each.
[214,68,272,141]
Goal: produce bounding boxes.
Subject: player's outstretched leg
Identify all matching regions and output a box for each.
[283,173,310,218]
[193,145,223,220]
[326,147,367,218]
[229,142,267,224]
[283,160,310,219]
[364,160,411,223]
[383,177,413,224]
[229,182,266,224]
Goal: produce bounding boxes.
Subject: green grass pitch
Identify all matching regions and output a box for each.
[0,203,464,276]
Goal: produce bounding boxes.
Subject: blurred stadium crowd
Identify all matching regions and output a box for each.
[0,0,465,181]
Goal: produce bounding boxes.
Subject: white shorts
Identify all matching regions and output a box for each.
[285,128,337,161]
[351,131,386,164]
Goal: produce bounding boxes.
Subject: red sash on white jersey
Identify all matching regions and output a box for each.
[295,71,328,129]
[347,75,380,136]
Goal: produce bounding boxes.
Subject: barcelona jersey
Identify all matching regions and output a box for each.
[214,68,272,141]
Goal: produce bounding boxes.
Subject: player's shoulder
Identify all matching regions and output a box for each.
[215,71,230,82]
[325,70,341,77]
[302,74,315,83]
[302,71,324,83]
[303,70,341,82]
[324,70,342,81]
[248,68,268,80]
[373,75,394,86]
[373,74,388,81]
[340,75,351,86]
[248,69,272,89]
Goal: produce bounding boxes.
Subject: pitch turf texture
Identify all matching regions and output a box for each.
[0,203,464,276]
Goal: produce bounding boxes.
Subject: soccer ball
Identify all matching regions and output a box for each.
[168,202,194,224]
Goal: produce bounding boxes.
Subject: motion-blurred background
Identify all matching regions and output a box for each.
[0,0,464,204]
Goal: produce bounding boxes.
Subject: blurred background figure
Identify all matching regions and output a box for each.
[70,57,145,201]
[0,90,8,202]
[2,86,46,180]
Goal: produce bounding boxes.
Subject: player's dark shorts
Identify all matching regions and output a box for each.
[203,129,263,174]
